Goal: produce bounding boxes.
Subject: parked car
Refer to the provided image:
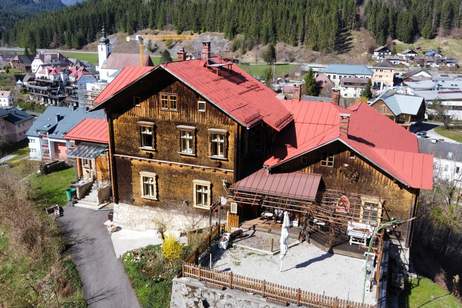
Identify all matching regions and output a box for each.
[416,131,428,138]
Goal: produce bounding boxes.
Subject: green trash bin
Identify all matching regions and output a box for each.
[65,187,76,201]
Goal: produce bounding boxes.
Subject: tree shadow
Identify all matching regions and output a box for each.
[294,251,333,269]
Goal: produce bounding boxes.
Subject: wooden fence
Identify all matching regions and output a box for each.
[182,263,375,308]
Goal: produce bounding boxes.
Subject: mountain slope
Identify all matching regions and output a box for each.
[0,0,64,42]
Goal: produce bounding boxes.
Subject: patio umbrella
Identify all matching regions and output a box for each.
[279,211,290,272]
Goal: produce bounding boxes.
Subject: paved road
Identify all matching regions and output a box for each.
[59,207,140,308]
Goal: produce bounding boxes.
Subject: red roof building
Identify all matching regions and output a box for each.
[65,118,109,144]
[265,101,433,190]
[94,60,293,132]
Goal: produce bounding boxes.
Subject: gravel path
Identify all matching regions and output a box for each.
[59,207,140,308]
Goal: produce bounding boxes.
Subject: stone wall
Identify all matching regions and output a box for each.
[113,203,219,233]
[171,277,296,308]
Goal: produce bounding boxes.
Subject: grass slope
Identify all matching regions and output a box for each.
[394,37,462,63]
[238,63,296,78]
[30,167,76,206]
[434,127,462,143]
[408,277,461,308]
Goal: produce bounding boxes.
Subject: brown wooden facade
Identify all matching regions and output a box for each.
[270,140,418,247]
[104,68,274,212]
[371,99,425,125]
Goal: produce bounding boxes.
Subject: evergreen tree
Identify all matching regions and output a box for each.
[361,79,373,99]
[262,44,276,64]
[304,69,319,96]
[160,49,172,64]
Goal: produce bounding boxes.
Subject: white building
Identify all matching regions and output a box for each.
[339,77,368,99]
[31,52,70,74]
[372,45,392,61]
[419,139,462,189]
[0,91,13,108]
[317,64,373,88]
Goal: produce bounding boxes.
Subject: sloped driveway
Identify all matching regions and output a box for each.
[59,206,140,308]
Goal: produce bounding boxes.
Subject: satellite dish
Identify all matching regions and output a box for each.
[220,196,227,206]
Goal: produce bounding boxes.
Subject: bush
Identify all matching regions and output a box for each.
[162,234,183,262]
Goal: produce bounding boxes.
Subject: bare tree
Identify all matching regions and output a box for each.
[432,100,453,129]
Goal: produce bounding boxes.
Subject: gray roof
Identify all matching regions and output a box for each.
[26,106,105,139]
[419,138,462,162]
[321,64,373,76]
[68,142,108,159]
[370,90,424,116]
[0,108,34,124]
[413,90,462,101]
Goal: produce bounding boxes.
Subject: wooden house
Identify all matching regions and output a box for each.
[229,101,433,251]
[93,42,293,230]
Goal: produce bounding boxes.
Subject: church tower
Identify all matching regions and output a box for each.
[98,26,111,68]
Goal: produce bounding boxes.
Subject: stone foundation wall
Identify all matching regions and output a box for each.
[113,203,218,233]
[171,277,296,308]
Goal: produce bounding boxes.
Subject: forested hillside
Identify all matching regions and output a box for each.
[0,0,64,43]
[5,0,462,53]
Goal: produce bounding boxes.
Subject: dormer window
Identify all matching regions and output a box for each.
[160,93,177,111]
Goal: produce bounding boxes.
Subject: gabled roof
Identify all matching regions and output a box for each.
[100,53,153,70]
[95,60,293,132]
[65,118,108,144]
[161,59,293,131]
[370,90,424,116]
[374,45,390,53]
[265,101,433,190]
[27,106,105,139]
[94,66,155,105]
[0,108,33,124]
[321,64,373,76]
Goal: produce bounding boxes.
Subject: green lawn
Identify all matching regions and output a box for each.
[407,277,461,308]
[238,63,297,78]
[0,68,23,90]
[394,37,462,63]
[30,167,76,206]
[61,51,98,65]
[434,127,462,143]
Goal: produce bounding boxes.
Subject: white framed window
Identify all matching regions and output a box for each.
[178,125,195,155]
[82,158,93,169]
[209,129,227,159]
[193,180,211,209]
[320,153,335,167]
[160,92,177,111]
[198,100,206,112]
[140,171,157,200]
[139,122,155,150]
[360,196,382,227]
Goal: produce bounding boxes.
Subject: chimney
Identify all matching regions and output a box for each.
[138,36,145,66]
[331,89,340,106]
[201,41,211,62]
[339,113,350,136]
[294,84,302,101]
[177,48,186,61]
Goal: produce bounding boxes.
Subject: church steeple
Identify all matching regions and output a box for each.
[98,26,111,68]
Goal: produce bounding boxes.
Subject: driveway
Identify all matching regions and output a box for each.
[59,207,140,308]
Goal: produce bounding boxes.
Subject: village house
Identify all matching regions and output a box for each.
[31,52,71,74]
[0,108,34,144]
[339,77,368,99]
[397,49,418,61]
[0,91,13,108]
[93,42,293,231]
[26,106,105,161]
[92,42,433,305]
[372,45,392,61]
[317,64,373,88]
[371,61,396,91]
[370,89,425,127]
[10,55,34,72]
[65,118,112,208]
[412,90,462,121]
[419,139,462,190]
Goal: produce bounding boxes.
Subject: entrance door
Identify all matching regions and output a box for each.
[81,158,95,180]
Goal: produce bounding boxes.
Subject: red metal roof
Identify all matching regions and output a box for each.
[64,118,108,144]
[94,66,155,106]
[265,101,433,190]
[232,169,322,201]
[161,59,293,131]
